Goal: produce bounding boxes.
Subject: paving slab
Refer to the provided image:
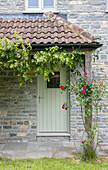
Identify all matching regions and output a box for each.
[0,142,77,158]
[26,142,40,152]
[2,143,28,151]
[0,144,5,151]
[23,151,53,159]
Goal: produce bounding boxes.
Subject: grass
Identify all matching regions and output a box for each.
[0,158,108,170]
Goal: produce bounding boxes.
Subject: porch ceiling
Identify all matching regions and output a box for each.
[0,12,101,48]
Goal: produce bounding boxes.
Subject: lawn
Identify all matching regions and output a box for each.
[0,158,108,170]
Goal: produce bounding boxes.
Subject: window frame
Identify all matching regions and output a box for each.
[24,0,58,13]
[105,0,108,12]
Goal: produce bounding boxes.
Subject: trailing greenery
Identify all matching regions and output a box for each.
[32,46,84,81]
[0,35,85,84]
[0,34,32,84]
[0,35,100,83]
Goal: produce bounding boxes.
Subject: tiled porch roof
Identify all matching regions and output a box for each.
[0,12,98,45]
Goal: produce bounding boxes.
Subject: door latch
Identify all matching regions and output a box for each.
[39,96,44,103]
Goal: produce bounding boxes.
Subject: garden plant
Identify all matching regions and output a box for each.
[60,72,107,161]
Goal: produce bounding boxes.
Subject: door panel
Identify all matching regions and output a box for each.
[38,67,69,134]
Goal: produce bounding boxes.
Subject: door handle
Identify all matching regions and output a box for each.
[39,96,44,99]
[39,96,44,103]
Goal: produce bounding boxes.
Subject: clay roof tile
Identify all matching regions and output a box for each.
[0,12,99,45]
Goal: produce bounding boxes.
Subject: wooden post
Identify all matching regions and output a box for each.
[85,51,93,81]
[85,51,93,132]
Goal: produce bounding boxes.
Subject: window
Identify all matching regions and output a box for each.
[47,72,60,88]
[28,0,38,7]
[106,0,108,12]
[25,0,57,13]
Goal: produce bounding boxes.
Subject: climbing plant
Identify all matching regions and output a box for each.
[32,46,85,80]
[60,73,107,161]
[0,34,32,84]
[0,35,85,84]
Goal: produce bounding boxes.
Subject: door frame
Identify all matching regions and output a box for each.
[37,68,70,137]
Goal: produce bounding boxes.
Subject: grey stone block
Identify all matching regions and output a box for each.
[10,133,17,137]
[89,0,106,5]
[101,55,107,60]
[3,126,12,129]
[81,25,90,29]
[91,24,101,29]
[17,121,23,125]
[68,14,78,18]
[31,126,37,129]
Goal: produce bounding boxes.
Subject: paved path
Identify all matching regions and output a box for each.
[0,142,78,158]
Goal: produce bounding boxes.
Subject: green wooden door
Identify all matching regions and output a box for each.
[38,67,69,135]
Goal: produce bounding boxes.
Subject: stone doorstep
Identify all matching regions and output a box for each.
[98,146,108,150]
[1,150,53,158]
[26,143,40,152]
[39,146,52,151]
[0,144,5,151]
[0,142,108,158]
[2,143,28,151]
[0,142,77,158]
[99,143,108,146]
[22,151,53,159]
[63,141,75,147]
[63,141,80,150]
[52,151,75,158]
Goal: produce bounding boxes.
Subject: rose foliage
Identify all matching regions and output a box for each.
[60,73,107,160]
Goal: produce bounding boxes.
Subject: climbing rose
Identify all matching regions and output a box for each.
[84,72,87,75]
[87,81,89,83]
[83,86,86,89]
[62,105,65,109]
[81,141,84,144]
[87,103,89,105]
[62,86,65,90]
[75,89,77,91]
[81,90,85,94]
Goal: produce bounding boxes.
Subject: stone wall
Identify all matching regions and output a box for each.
[59,0,108,157]
[0,71,37,143]
[0,71,71,143]
[0,0,25,13]
[67,0,108,157]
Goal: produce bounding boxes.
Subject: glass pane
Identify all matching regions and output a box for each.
[28,0,38,7]
[47,72,60,88]
[44,0,54,7]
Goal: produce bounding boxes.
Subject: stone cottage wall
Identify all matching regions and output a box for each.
[0,71,70,143]
[0,71,37,143]
[67,0,108,157]
[59,0,108,157]
[0,0,25,13]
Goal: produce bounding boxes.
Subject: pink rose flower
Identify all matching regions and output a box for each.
[62,105,65,109]
[81,90,85,94]
[81,141,84,144]
[75,89,77,91]
[84,72,87,75]
[62,86,65,90]
[83,86,86,89]
[87,81,89,83]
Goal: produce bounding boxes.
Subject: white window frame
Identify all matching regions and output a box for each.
[24,0,58,13]
[105,0,108,12]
